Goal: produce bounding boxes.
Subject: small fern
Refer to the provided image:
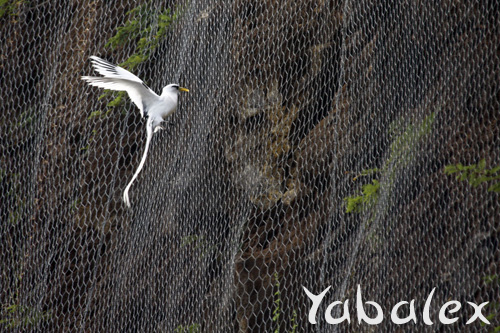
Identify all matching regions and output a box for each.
[344,112,436,214]
[272,273,281,333]
[444,159,500,193]
[344,179,380,214]
[174,323,200,333]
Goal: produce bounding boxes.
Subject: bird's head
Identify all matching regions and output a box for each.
[161,84,189,96]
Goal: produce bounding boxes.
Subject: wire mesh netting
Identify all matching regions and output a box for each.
[1,0,499,331]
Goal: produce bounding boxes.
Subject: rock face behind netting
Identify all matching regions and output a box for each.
[0,0,499,332]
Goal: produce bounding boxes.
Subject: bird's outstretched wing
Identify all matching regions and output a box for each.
[123,117,154,207]
[82,56,158,117]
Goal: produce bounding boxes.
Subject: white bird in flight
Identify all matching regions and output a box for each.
[82,56,189,207]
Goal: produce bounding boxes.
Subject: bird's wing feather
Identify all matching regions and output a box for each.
[89,56,144,83]
[123,118,154,207]
[82,56,158,117]
[81,77,158,117]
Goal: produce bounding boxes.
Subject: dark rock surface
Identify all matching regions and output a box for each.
[1,0,499,331]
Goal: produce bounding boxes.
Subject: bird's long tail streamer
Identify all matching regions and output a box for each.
[123,118,154,207]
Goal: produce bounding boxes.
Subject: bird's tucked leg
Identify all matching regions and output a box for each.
[155,120,175,133]
[154,125,164,133]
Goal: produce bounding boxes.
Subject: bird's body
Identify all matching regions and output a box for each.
[82,56,188,207]
[149,87,180,131]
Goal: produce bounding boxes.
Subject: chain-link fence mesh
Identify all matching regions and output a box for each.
[1,0,499,331]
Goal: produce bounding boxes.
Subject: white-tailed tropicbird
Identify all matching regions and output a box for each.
[82,56,189,207]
